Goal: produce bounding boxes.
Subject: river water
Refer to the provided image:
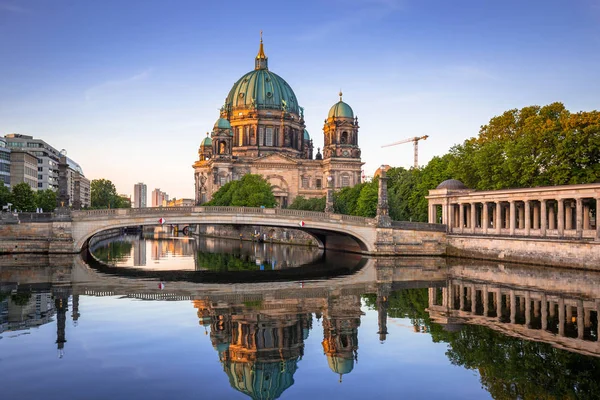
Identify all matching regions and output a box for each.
[1,234,599,399]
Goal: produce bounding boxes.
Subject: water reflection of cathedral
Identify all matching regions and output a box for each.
[193,292,363,399]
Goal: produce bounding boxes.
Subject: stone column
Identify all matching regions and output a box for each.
[565,201,573,230]
[432,204,438,224]
[496,290,503,319]
[324,175,334,213]
[549,202,556,230]
[459,203,464,234]
[533,202,540,230]
[558,298,565,336]
[482,202,489,234]
[459,284,465,311]
[428,204,433,224]
[470,203,477,232]
[375,166,391,227]
[541,294,547,331]
[525,292,531,327]
[524,200,531,236]
[597,199,600,240]
[576,198,583,238]
[583,203,590,230]
[518,204,525,230]
[540,200,547,236]
[510,290,516,324]
[483,287,489,316]
[471,286,477,313]
[496,202,502,234]
[557,199,564,237]
[577,300,584,340]
[509,201,516,236]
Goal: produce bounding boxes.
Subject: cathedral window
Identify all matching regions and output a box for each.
[238,128,244,146]
[302,176,309,188]
[341,175,350,187]
[259,127,264,146]
[219,176,227,186]
[316,179,322,189]
[341,131,348,144]
[266,127,274,146]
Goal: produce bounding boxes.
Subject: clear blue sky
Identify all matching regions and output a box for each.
[1,0,599,198]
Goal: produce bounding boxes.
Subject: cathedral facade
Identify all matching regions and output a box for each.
[193,37,363,207]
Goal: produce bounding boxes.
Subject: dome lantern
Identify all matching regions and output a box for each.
[255,31,268,70]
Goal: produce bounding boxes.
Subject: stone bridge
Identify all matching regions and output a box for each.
[69,206,446,255]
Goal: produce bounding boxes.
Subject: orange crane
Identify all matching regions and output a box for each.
[381,135,429,168]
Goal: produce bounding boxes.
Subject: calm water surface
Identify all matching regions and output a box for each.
[1,234,600,399]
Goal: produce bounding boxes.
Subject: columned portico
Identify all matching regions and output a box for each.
[427,181,600,241]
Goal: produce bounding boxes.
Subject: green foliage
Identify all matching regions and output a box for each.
[92,240,133,263]
[334,183,365,215]
[356,181,378,217]
[11,291,32,306]
[0,184,12,208]
[206,174,277,208]
[288,195,325,211]
[11,182,36,212]
[91,178,123,209]
[35,189,56,212]
[196,251,261,271]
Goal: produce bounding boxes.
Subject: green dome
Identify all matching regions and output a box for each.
[327,355,354,375]
[214,118,232,130]
[303,129,310,141]
[225,69,300,115]
[328,100,354,119]
[201,136,212,147]
[224,359,298,400]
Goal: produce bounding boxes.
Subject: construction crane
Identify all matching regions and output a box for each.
[381,135,429,168]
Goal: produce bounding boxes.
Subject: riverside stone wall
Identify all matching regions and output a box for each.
[192,224,320,246]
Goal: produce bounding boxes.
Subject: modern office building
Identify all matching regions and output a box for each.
[66,158,91,208]
[133,182,147,208]
[5,134,60,191]
[0,137,10,188]
[10,150,38,190]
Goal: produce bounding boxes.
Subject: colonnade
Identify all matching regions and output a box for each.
[427,184,600,240]
[427,281,600,353]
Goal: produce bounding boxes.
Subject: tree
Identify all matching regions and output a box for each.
[355,180,378,217]
[0,184,11,208]
[206,174,277,208]
[35,189,56,212]
[288,195,325,211]
[11,182,36,212]
[334,183,365,215]
[91,179,122,209]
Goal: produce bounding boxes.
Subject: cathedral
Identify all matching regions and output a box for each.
[193,36,363,207]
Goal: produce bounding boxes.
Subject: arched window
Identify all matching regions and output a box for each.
[341,175,350,187]
[259,127,264,146]
[302,176,309,188]
[341,131,348,144]
[265,127,273,146]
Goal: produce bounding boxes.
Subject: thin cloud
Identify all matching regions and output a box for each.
[85,69,153,101]
[0,2,29,13]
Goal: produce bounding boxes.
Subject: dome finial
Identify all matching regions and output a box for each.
[339,89,343,101]
[255,30,268,70]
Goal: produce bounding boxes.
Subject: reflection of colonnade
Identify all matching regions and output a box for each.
[427,181,600,240]
[427,281,600,356]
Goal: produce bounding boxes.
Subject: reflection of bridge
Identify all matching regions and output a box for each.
[69,206,445,255]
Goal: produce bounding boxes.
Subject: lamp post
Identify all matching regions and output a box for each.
[324,175,334,213]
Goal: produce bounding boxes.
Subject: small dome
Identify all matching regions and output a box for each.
[201,135,212,147]
[327,355,354,375]
[214,118,232,130]
[328,101,354,119]
[303,129,310,141]
[436,179,468,190]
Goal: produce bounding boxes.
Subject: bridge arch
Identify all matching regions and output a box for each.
[72,207,376,254]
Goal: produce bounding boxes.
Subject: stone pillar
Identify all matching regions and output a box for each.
[471,286,477,313]
[576,198,583,238]
[533,202,540,230]
[459,203,464,234]
[565,201,573,230]
[583,203,590,230]
[324,175,334,213]
[482,202,489,234]
[509,201,516,236]
[470,203,477,232]
[483,287,489,316]
[442,287,448,307]
[577,300,584,340]
[597,199,600,240]
[558,298,565,336]
[541,294,547,331]
[432,204,438,225]
[375,166,391,227]
[56,154,71,217]
[525,292,531,327]
[459,284,465,311]
[518,204,525,230]
[524,200,531,236]
[496,202,502,234]
[540,200,547,236]
[496,290,503,319]
[548,202,556,230]
[510,290,516,324]
[557,199,564,237]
